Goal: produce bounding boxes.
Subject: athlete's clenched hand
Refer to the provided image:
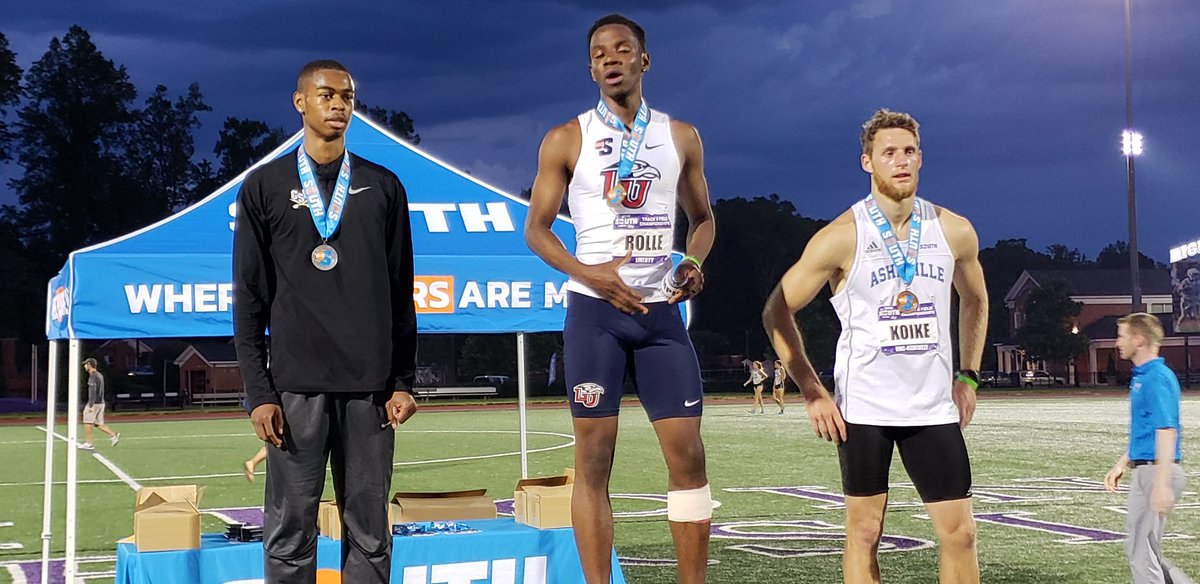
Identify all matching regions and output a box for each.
[385,391,418,428]
[667,263,705,304]
[251,403,285,448]
[579,251,649,315]
[803,388,847,445]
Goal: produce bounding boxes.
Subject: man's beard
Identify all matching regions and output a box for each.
[873,172,917,202]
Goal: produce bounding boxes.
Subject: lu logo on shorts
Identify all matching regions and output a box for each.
[573,383,605,408]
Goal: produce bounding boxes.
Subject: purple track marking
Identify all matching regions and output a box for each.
[207,506,265,526]
[973,511,1127,544]
[983,477,1124,493]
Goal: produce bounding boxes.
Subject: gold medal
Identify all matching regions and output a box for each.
[895,290,918,313]
[606,183,627,207]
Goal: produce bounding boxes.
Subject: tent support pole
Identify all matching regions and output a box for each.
[31,343,38,402]
[65,340,81,582]
[517,332,529,479]
[39,341,60,584]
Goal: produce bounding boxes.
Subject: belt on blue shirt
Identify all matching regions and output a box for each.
[1130,459,1182,467]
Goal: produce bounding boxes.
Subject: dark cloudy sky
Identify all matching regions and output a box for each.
[3,0,1197,260]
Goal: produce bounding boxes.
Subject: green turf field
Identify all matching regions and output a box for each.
[1,396,1198,583]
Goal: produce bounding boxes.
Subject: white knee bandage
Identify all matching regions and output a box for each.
[667,484,713,523]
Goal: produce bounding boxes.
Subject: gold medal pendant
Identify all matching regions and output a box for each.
[895,290,919,313]
[312,244,338,271]
[605,183,627,207]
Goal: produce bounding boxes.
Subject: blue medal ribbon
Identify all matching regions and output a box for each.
[595,98,650,205]
[296,146,352,241]
[864,195,923,286]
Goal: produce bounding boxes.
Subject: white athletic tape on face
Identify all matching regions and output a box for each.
[667,483,713,522]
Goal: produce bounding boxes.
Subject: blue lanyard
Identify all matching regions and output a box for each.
[595,97,650,184]
[296,146,352,241]
[864,195,923,285]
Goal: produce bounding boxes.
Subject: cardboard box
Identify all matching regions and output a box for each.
[318,500,342,540]
[513,472,573,529]
[133,485,204,552]
[389,489,497,524]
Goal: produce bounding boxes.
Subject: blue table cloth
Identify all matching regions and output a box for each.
[115,518,625,584]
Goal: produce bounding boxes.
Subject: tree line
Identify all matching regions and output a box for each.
[0,27,418,341]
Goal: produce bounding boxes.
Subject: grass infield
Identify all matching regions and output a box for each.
[0,395,1196,583]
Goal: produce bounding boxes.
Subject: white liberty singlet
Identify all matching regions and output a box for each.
[564,107,681,303]
[830,196,957,426]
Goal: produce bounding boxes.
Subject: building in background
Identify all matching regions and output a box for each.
[997,268,1198,385]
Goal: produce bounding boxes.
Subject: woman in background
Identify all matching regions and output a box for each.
[771,359,787,414]
[744,361,768,414]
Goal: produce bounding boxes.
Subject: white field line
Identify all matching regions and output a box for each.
[74,554,118,581]
[0,474,238,488]
[392,430,575,467]
[0,520,21,556]
[0,432,256,445]
[38,426,141,491]
[204,510,242,524]
[2,429,575,487]
[4,564,27,584]
[79,571,116,580]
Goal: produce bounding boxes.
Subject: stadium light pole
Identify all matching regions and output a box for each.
[1122,0,1143,312]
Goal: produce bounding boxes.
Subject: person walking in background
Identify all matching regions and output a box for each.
[244,446,268,482]
[744,361,767,414]
[1104,313,1194,584]
[81,358,119,450]
[771,359,787,414]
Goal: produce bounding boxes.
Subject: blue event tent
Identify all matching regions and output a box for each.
[38,112,690,579]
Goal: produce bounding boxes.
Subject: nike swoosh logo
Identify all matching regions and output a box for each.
[684,399,701,407]
[348,186,371,194]
[645,143,664,150]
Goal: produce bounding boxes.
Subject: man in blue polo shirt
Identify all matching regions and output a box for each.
[1103,312,1193,584]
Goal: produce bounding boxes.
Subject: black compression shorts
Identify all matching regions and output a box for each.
[836,422,972,503]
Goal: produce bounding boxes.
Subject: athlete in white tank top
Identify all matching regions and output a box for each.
[762,110,989,583]
[565,107,681,302]
[831,196,956,425]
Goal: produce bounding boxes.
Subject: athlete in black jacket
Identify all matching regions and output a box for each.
[233,59,417,584]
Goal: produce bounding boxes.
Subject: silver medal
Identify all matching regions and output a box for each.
[311,244,338,271]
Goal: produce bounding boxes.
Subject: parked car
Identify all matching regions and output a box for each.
[979,371,999,388]
[472,375,510,386]
[126,365,155,377]
[1018,370,1065,387]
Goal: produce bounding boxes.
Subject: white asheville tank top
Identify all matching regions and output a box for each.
[565,107,681,303]
[830,197,957,426]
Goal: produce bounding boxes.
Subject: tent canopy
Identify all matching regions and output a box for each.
[45,113,588,339]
